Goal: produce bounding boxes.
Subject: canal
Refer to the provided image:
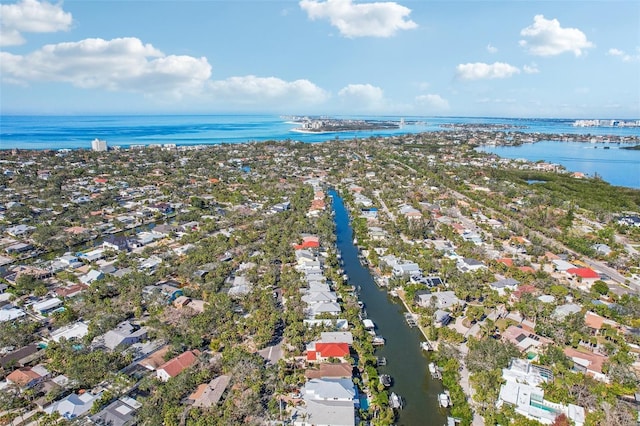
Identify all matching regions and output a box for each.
[330,189,447,426]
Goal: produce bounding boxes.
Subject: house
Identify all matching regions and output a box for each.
[50,321,89,342]
[138,346,171,371]
[101,321,148,350]
[79,269,104,285]
[188,375,231,408]
[102,235,133,252]
[552,303,582,320]
[591,244,612,256]
[305,363,353,380]
[0,345,41,369]
[6,365,50,388]
[44,391,103,420]
[566,268,600,288]
[392,261,421,277]
[31,297,63,315]
[489,278,520,296]
[434,309,452,326]
[89,396,142,426]
[419,291,464,310]
[552,259,576,272]
[5,225,35,237]
[306,342,350,362]
[0,305,26,322]
[293,378,356,426]
[457,257,487,272]
[502,326,552,353]
[320,332,353,345]
[156,350,200,382]
[498,358,584,426]
[563,347,609,382]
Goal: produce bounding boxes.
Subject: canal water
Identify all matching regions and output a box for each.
[330,189,446,426]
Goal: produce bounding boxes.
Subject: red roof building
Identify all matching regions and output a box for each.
[496,258,513,267]
[306,342,349,362]
[566,268,600,279]
[156,350,200,382]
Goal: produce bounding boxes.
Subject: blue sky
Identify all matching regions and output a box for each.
[1,0,639,118]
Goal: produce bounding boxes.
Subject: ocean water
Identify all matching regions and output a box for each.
[477,141,640,189]
[1,114,638,188]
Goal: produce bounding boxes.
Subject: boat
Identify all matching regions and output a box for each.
[420,341,433,351]
[438,391,451,408]
[379,374,392,387]
[389,392,403,409]
[405,312,417,327]
[429,362,442,379]
[372,335,385,346]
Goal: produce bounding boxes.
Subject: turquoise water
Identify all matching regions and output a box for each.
[2,114,638,150]
[477,140,640,189]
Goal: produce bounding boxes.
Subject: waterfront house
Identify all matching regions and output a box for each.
[293,378,357,426]
[305,362,353,380]
[498,359,584,426]
[306,342,350,363]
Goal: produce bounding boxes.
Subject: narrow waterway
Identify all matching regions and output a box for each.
[330,189,446,426]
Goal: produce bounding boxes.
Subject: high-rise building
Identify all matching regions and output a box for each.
[91,138,108,152]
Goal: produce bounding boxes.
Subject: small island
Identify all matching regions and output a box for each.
[290,117,400,133]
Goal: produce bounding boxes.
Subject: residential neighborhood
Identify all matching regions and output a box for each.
[0,132,638,426]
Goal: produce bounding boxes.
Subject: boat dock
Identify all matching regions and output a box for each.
[376,357,387,366]
[405,312,418,327]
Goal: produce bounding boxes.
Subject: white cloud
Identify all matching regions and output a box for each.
[299,0,417,38]
[519,15,594,56]
[338,83,384,102]
[607,47,639,62]
[486,44,498,54]
[208,75,329,104]
[0,0,72,47]
[0,37,212,97]
[523,64,539,74]
[415,94,449,110]
[455,62,520,80]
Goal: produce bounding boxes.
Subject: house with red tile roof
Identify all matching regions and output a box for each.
[584,311,621,335]
[156,350,200,382]
[563,347,609,382]
[306,342,349,363]
[496,258,513,267]
[566,267,600,289]
[6,365,49,388]
[567,268,599,280]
